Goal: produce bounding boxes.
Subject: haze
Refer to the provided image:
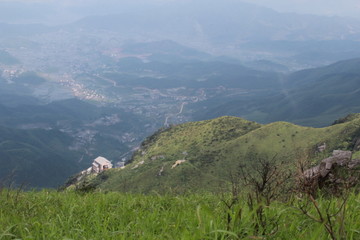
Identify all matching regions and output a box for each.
[0,0,359,25]
[242,0,360,18]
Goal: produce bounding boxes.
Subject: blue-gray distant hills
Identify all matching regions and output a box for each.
[72,1,360,43]
[0,98,151,188]
[190,58,360,127]
[272,58,360,126]
[2,1,360,68]
[66,1,360,69]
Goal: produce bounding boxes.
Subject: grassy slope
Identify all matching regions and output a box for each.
[1,190,360,239]
[89,116,360,194]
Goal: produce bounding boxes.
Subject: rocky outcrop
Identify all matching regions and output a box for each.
[348,159,360,169]
[304,150,353,178]
[171,160,186,169]
[316,142,327,153]
[301,150,360,195]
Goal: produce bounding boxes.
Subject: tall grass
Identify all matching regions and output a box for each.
[1,189,360,239]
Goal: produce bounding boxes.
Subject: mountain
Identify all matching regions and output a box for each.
[189,58,360,127]
[287,58,360,87]
[0,98,155,188]
[67,1,360,68]
[72,1,360,43]
[265,58,360,126]
[1,1,360,71]
[74,114,360,194]
[0,125,78,188]
[104,55,282,90]
[121,40,211,61]
[241,40,360,68]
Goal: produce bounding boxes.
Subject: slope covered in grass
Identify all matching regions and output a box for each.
[81,115,360,194]
[1,190,360,239]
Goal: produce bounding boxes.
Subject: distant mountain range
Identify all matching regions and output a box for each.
[190,58,360,127]
[73,114,360,194]
[267,58,360,125]
[2,1,360,68]
[72,1,360,43]
[65,1,360,67]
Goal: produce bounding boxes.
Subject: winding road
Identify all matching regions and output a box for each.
[164,102,186,126]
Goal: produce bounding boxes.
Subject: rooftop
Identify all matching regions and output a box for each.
[94,156,111,165]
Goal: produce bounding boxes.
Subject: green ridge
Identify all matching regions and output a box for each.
[78,115,360,194]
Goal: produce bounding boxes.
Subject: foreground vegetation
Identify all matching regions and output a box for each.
[1,189,360,239]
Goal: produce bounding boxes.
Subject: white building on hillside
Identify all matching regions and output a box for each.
[92,156,113,173]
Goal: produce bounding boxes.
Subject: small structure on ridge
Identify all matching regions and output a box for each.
[92,156,113,173]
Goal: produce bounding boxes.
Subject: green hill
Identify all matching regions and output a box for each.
[78,115,360,194]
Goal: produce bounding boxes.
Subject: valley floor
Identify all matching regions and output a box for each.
[1,190,360,239]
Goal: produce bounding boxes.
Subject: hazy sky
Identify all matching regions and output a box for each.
[0,0,359,24]
[241,0,360,18]
[45,0,360,18]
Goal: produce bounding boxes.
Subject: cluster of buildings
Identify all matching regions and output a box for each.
[1,67,24,82]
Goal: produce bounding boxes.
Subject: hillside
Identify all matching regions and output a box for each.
[77,115,360,194]
[0,125,79,188]
[0,98,154,188]
[190,58,360,127]
[266,58,360,126]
